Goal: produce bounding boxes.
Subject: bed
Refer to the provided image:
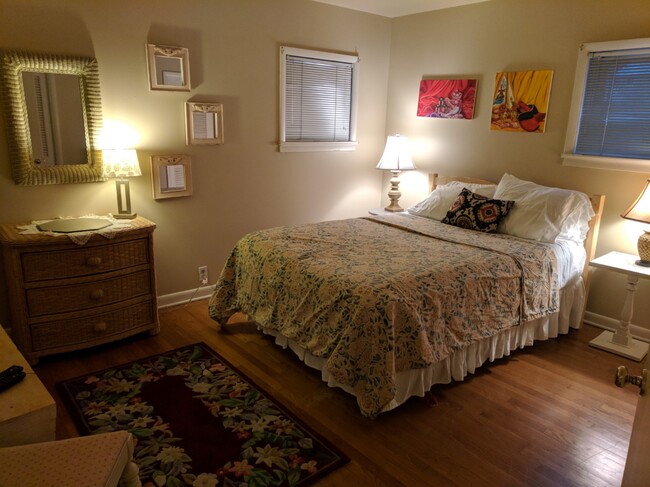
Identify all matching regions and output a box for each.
[208,173,605,418]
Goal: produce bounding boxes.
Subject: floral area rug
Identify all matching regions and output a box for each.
[57,343,349,487]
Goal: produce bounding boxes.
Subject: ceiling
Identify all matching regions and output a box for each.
[312,0,491,18]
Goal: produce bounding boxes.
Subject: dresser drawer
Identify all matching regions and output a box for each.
[26,270,152,317]
[21,238,150,282]
[30,301,155,351]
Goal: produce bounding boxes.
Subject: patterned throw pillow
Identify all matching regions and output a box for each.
[441,188,514,233]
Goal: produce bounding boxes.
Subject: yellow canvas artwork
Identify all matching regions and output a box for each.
[491,70,553,133]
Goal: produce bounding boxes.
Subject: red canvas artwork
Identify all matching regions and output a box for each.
[417,79,477,119]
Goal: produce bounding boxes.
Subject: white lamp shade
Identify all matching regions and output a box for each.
[102,149,142,178]
[376,135,415,171]
[621,179,650,224]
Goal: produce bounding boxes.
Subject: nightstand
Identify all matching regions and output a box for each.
[588,251,650,361]
[0,216,159,364]
[368,208,405,216]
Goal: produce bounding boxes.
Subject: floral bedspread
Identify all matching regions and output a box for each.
[208,215,559,417]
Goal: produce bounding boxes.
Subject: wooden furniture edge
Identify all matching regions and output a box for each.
[583,194,605,287]
[429,172,495,191]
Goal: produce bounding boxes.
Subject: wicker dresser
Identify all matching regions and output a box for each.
[0,216,159,364]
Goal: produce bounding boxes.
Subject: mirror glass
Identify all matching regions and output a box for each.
[22,72,87,165]
[160,164,187,192]
[1,50,104,185]
[192,112,218,139]
[155,56,184,86]
[146,44,190,91]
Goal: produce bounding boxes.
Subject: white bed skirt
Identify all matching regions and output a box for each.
[259,277,585,414]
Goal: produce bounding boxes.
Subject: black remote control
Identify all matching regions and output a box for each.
[0,365,23,380]
[0,369,26,392]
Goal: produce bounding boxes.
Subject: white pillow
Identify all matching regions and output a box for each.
[407,181,497,221]
[493,173,595,243]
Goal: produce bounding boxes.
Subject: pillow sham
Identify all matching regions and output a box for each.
[441,188,514,233]
[407,181,497,221]
[493,173,595,243]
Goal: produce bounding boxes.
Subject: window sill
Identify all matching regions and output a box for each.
[561,154,650,173]
[279,141,358,153]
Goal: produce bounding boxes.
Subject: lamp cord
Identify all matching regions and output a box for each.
[184,283,207,308]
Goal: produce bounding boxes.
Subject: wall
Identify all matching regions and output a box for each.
[385,0,650,333]
[1,0,648,336]
[0,0,391,316]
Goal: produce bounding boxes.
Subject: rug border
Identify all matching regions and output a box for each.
[56,341,350,483]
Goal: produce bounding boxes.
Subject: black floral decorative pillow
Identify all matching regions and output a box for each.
[441,188,514,233]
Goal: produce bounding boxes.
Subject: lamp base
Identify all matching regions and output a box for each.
[114,179,136,220]
[113,212,138,220]
[384,203,404,212]
[384,170,403,212]
[637,231,650,266]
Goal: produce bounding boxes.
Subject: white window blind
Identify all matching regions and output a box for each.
[563,38,650,172]
[285,55,352,142]
[576,49,650,160]
[280,46,358,152]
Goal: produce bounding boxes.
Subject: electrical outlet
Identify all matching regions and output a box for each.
[198,266,208,285]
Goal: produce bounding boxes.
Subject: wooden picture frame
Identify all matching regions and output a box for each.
[151,155,192,199]
[185,102,224,145]
[145,44,191,91]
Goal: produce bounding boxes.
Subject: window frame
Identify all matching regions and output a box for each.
[279,46,359,153]
[562,37,650,172]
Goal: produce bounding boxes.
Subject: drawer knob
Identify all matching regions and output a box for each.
[86,256,102,266]
[89,289,104,300]
[93,321,107,333]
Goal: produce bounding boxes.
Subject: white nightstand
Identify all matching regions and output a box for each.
[368,208,405,216]
[588,251,650,361]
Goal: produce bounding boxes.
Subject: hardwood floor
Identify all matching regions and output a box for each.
[34,300,640,487]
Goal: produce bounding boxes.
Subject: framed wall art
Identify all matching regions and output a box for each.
[151,154,192,199]
[185,102,224,145]
[146,44,191,91]
[417,79,477,119]
[490,70,553,133]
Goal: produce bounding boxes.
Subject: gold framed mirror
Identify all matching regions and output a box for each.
[0,50,105,185]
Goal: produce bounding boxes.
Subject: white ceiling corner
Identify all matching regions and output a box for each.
[312,0,491,18]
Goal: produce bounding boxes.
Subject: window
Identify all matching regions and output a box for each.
[563,38,650,172]
[279,46,359,152]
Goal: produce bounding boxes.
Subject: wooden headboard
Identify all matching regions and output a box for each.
[429,173,494,191]
[427,173,605,289]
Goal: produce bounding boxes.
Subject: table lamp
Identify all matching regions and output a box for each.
[621,178,650,266]
[102,149,142,219]
[375,134,416,212]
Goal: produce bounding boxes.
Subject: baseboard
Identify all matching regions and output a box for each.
[583,311,650,343]
[157,285,215,309]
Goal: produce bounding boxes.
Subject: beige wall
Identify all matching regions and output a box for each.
[1,0,649,334]
[0,0,391,313]
[385,0,650,333]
